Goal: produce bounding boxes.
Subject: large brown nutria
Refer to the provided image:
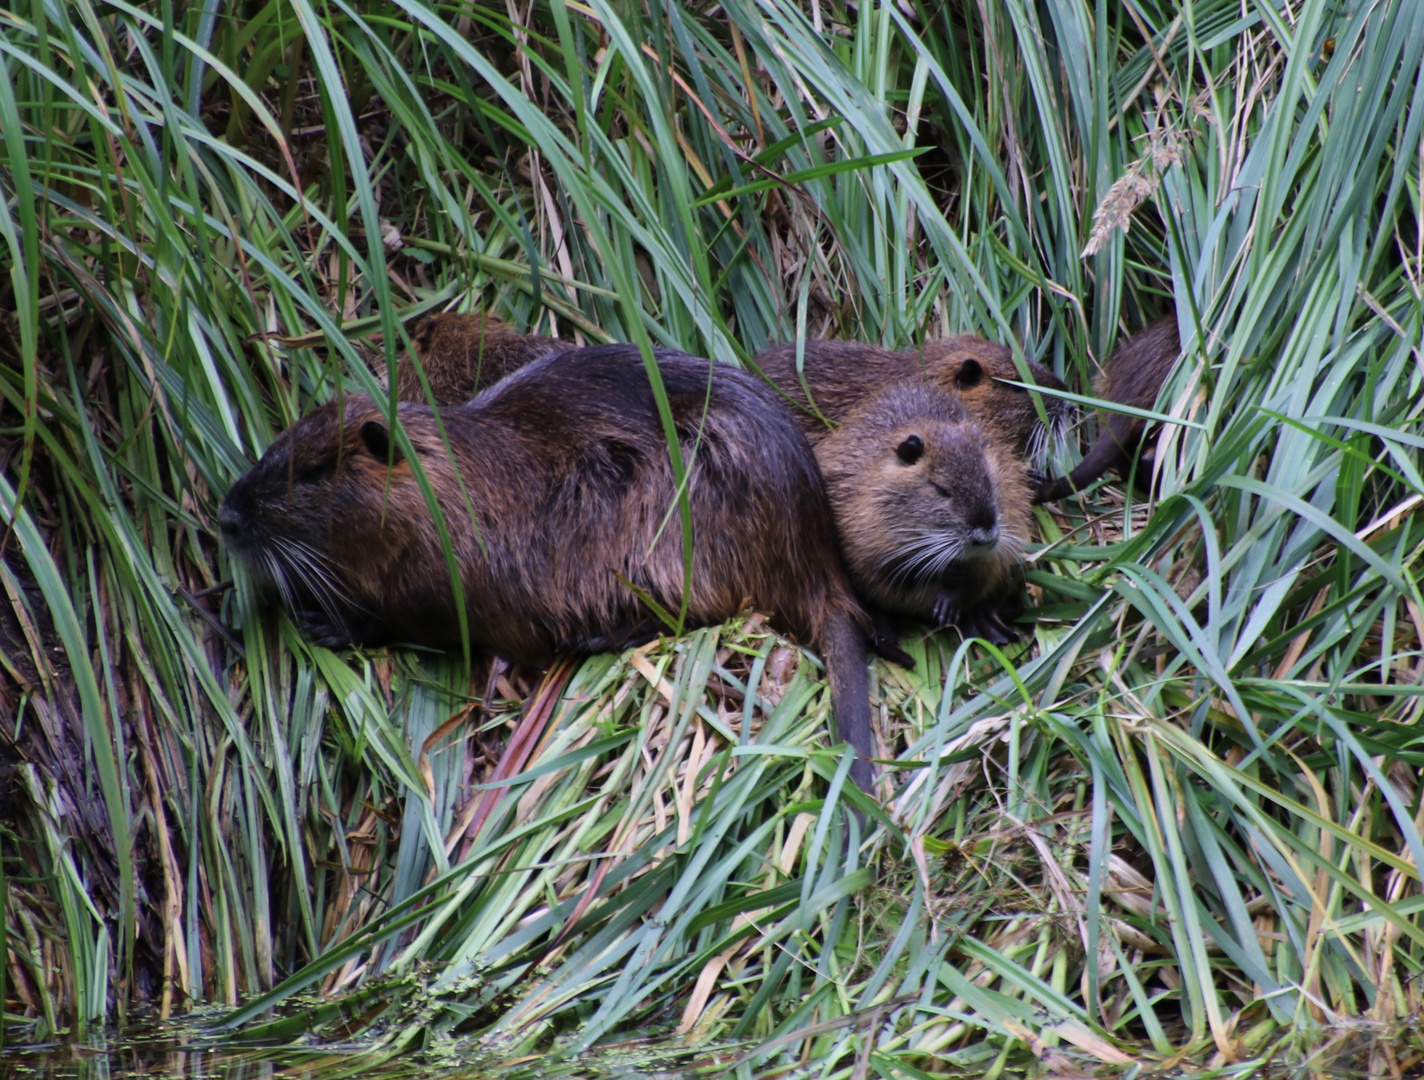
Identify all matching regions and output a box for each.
[220,345,879,791]
[751,338,1074,465]
[1034,316,1181,503]
[394,313,573,405]
[818,382,1032,644]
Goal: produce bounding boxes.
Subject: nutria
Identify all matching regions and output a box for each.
[751,337,1074,465]
[395,313,573,405]
[1034,316,1181,503]
[818,382,1032,644]
[220,345,879,791]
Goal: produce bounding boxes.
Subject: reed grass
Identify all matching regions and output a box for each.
[1,0,1422,1072]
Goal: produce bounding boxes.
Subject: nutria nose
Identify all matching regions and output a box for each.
[217,493,246,535]
[965,505,998,548]
[967,524,999,548]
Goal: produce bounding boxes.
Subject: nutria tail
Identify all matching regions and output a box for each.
[1034,315,1180,502]
[1033,420,1133,502]
[810,601,876,793]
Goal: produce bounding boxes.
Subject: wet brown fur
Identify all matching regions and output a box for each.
[393,317,1074,468]
[817,382,1032,643]
[1035,316,1181,502]
[751,337,1074,464]
[395,313,573,405]
[221,345,879,790]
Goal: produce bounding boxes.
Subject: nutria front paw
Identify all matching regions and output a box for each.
[868,613,915,668]
[930,591,1019,645]
[965,608,1018,645]
[556,617,664,655]
[929,589,962,630]
[292,608,355,648]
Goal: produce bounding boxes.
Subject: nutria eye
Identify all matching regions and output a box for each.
[954,359,983,388]
[895,435,924,465]
[295,462,333,484]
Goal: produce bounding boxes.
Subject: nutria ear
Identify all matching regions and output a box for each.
[954,359,983,388]
[360,420,402,464]
[895,434,925,465]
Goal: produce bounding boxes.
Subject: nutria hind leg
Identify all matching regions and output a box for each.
[290,603,387,650]
[1034,426,1131,503]
[557,616,665,655]
[868,612,915,668]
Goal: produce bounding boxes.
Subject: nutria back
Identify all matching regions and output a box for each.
[817,381,1031,642]
[1035,315,1181,502]
[395,313,573,405]
[1096,315,1181,415]
[392,315,1074,465]
[752,338,1073,464]
[384,317,1046,644]
[220,345,878,789]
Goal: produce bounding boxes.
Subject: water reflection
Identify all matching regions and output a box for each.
[0,1027,727,1080]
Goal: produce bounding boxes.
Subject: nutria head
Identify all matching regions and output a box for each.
[915,336,1075,465]
[751,337,1074,469]
[815,381,1031,619]
[218,397,476,648]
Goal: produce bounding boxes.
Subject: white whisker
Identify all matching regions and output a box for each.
[875,532,970,586]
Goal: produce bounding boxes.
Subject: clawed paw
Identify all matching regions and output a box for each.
[970,610,1017,645]
[292,607,384,649]
[930,593,961,628]
[930,592,1020,645]
[293,611,354,648]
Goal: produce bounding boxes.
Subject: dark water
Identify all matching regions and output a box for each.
[5,1020,1418,1080]
[0,1029,728,1080]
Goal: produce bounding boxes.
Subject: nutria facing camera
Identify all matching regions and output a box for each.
[752,337,1074,466]
[1034,315,1181,503]
[818,381,1032,644]
[220,345,879,791]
